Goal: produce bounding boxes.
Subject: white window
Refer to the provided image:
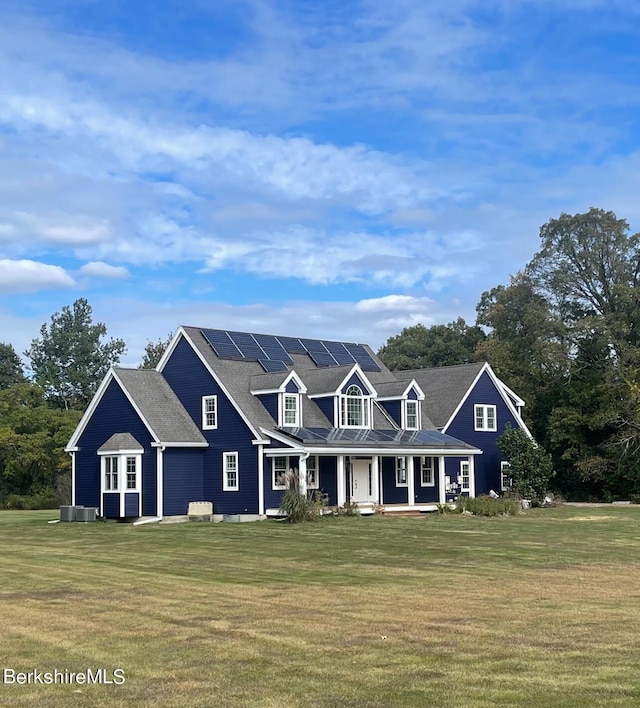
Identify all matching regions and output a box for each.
[474,404,497,431]
[420,456,434,487]
[405,400,419,430]
[282,394,299,427]
[307,455,319,489]
[273,456,289,490]
[395,456,408,487]
[104,456,118,491]
[501,461,512,492]
[202,396,217,429]
[126,456,138,490]
[459,461,470,492]
[223,452,239,491]
[340,385,370,428]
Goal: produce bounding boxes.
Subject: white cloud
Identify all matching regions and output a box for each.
[79,261,130,279]
[0,259,75,293]
[0,210,111,247]
[355,294,433,312]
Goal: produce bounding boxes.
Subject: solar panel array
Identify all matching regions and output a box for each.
[200,329,380,372]
[280,427,471,448]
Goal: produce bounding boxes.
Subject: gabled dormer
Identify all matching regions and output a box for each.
[250,370,307,428]
[376,380,425,431]
[305,365,378,429]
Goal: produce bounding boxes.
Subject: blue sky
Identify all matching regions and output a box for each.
[1,0,640,366]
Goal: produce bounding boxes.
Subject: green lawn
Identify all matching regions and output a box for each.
[1,507,640,707]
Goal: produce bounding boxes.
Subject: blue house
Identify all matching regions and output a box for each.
[66,327,531,520]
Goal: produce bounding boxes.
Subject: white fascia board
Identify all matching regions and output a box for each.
[260,427,304,449]
[66,368,121,450]
[250,387,282,395]
[98,447,144,456]
[264,447,308,456]
[111,370,162,444]
[405,380,425,400]
[497,379,526,407]
[442,362,533,439]
[178,328,262,440]
[283,370,307,394]
[150,441,209,448]
[252,438,272,446]
[156,327,184,372]
[337,364,378,397]
[303,446,483,456]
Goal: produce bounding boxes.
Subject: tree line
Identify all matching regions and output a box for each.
[1,207,636,506]
[379,208,640,502]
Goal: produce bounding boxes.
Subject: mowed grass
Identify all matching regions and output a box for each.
[1,508,640,707]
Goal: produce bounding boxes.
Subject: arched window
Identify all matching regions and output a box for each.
[340,385,370,428]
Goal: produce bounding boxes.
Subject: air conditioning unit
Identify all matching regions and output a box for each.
[76,507,97,522]
[59,505,76,522]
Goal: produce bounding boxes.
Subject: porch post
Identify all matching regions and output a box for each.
[371,455,380,504]
[438,455,446,504]
[468,455,476,498]
[299,455,307,496]
[407,455,415,506]
[337,455,346,506]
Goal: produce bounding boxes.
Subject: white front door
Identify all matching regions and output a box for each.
[351,459,375,502]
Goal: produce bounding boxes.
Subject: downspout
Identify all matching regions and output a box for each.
[157,445,166,519]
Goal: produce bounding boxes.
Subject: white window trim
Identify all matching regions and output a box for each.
[202,395,218,430]
[420,456,435,487]
[307,455,319,489]
[272,455,292,490]
[395,456,408,487]
[100,452,142,494]
[404,400,420,431]
[339,385,372,429]
[501,461,512,492]
[460,461,470,492]
[474,404,497,432]
[223,451,239,491]
[280,393,301,427]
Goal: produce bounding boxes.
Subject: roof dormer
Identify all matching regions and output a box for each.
[375,379,425,431]
[250,371,307,428]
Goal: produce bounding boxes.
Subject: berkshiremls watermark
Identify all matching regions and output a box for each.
[3,668,125,686]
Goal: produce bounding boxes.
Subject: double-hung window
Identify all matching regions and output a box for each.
[223,452,239,491]
[340,386,370,428]
[405,400,419,430]
[273,456,289,490]
[282,394,299,427]
[307,455,319,489]
[396,456,408,487]
[501,461,512,492]
[202,396,217,429]
[459,461,470,492]
[420,456,434,486]
[474,404,496,431]
[126,456,138,490]
[104,456,118,491]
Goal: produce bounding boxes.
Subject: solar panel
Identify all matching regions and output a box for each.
[253,334,293,364]
[201,329,244,359]
[323,340,356,366]
[277,336,307,354]
[344,342,380,372]
[300,338,330,354]
[258,359,288,373]
[309,351,339,367]
[227,331,265,360]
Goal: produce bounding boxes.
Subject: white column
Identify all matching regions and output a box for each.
[71,452,76,506]
[258,445,265,515]
[438,455,446,504]
[372,456,380,503]
[468,455,476,498]
[337,455,346,506]
[156,447,164,518]
[299,455,307,496]
[407,455,415,506]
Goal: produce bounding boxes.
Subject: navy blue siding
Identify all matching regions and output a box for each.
[445,370,521,496]
[414,456,439,503]
[285,380,299,394]
[341,373,372,394]
[315,397,335,426]
[162,337,258,514]
[263,457,284,510]
[103,493,119,518]
[318,456,337,505]
[381,457,407,504]
[407,388,418,400]
[380,400,402,427]
[75,378,156,517]
[163,448,205,515]
[125,493,139,517]
[257,393,278,422]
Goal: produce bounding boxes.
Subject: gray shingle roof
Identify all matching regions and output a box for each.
[98,432,143,453]
[394,363,485,428]
[114,368,207,444]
